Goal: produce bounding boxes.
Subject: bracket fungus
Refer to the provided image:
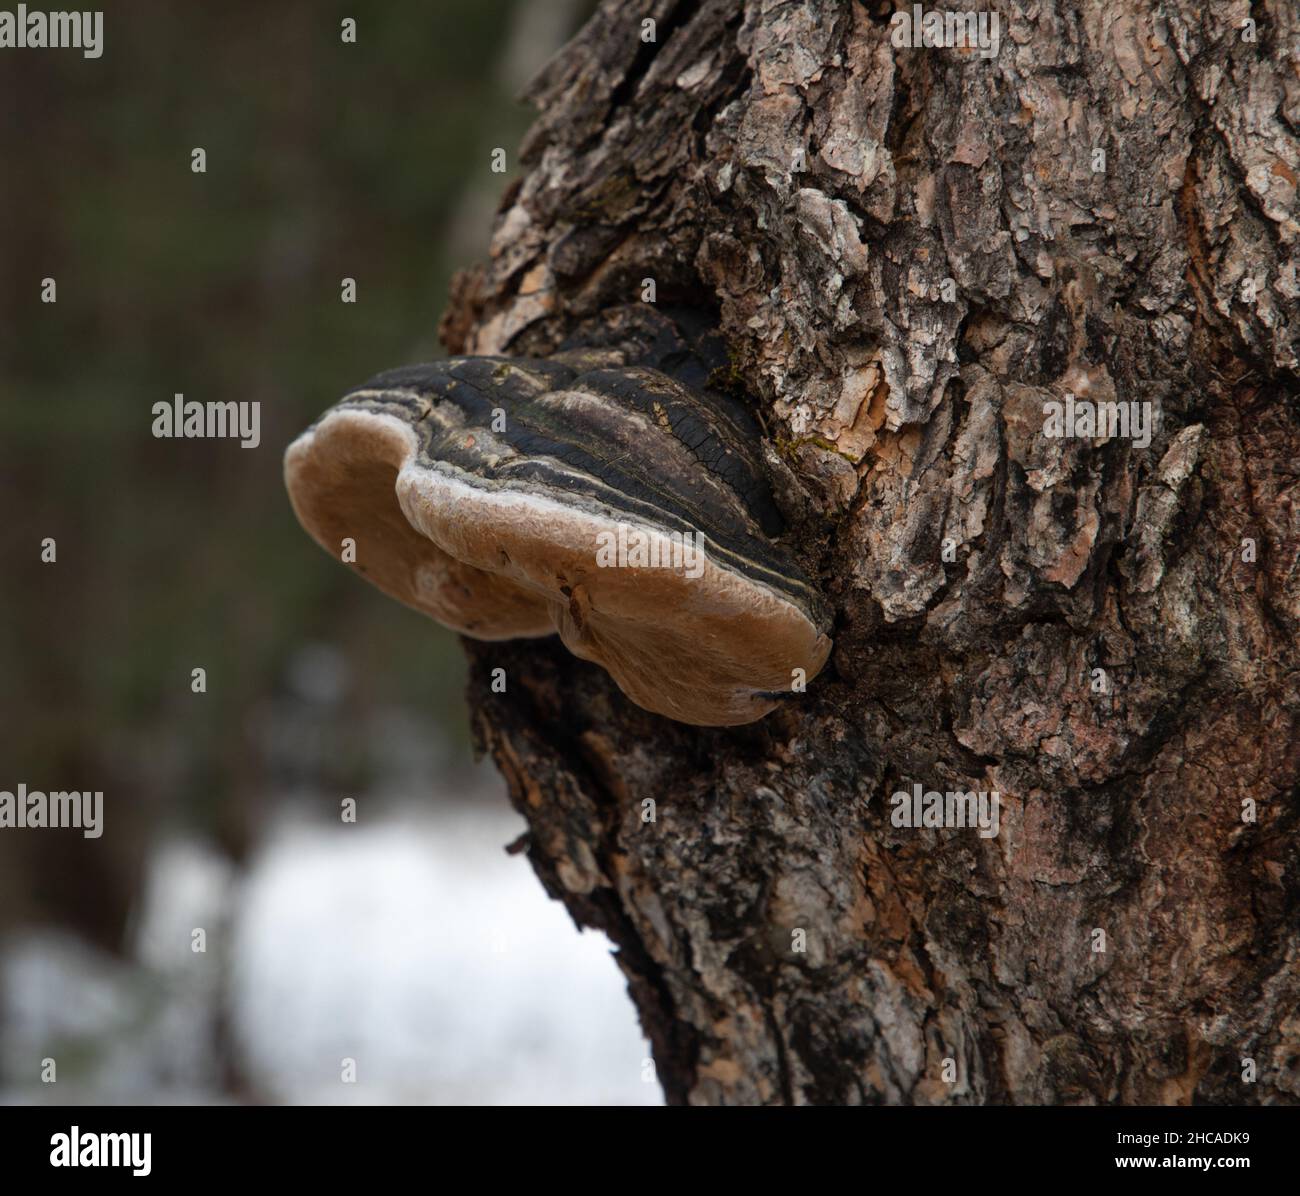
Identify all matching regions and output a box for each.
[284,352,832,726]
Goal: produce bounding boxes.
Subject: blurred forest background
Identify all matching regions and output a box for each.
[0,0,655,1103]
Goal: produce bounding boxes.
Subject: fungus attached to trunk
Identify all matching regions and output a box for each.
[284,354,831,726]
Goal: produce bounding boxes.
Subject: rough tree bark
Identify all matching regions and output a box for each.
[439,0,1300,1104]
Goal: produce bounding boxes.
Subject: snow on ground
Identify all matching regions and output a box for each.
[227,800,658,1104]
[1,794,660,1105]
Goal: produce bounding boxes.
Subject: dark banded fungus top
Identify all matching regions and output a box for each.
[284,353,832,726]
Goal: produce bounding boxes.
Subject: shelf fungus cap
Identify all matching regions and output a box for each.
[284,355,832,726]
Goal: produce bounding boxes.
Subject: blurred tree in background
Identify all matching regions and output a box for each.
[0,0,587,946]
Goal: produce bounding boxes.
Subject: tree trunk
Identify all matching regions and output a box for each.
[440,0,1300,1105]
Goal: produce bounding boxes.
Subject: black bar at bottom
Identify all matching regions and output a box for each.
[0,1102,1290,1182]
